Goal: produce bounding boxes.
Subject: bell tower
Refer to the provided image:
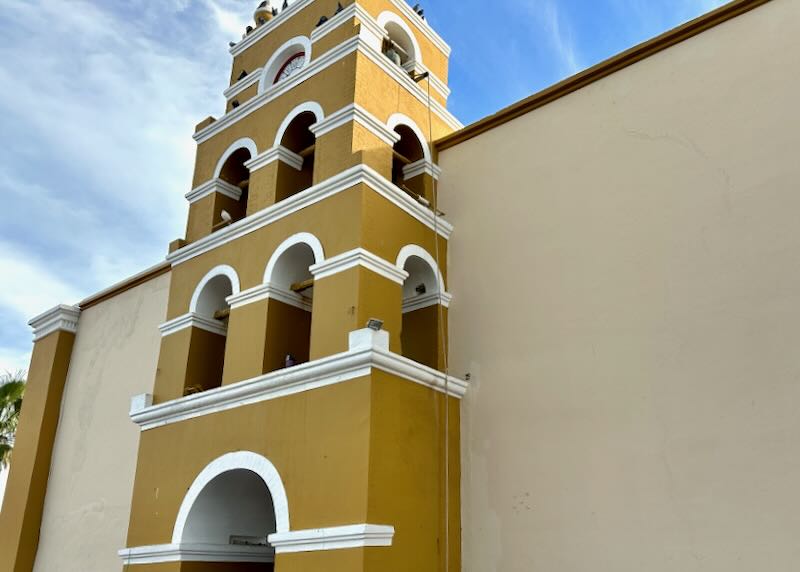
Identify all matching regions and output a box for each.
[121,0,465,570]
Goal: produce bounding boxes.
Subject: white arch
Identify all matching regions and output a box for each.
[377,11,423,65]
[258,36,313,94]
[172,451,290,543]
[387,113,431,162]
[189,265,241,313]
[263,232,325,283]
[213,138,259,179]
[273,102,324,147]
[396,244,446,293]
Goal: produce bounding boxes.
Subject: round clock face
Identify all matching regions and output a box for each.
[274,52,305,83]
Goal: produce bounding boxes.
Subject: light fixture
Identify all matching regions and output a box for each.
[366,318,383,331]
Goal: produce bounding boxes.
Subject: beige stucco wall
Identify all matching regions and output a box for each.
[439,1,800,570]
[32,272,170,572]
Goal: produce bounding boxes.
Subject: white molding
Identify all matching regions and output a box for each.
[387,112,431,162]
[213,138,259,179]
[403,291,452,313]
[173,451,290,542]
[167,165,453,267]
[185,178,242,203]
[310,104,400,147]
[403,158,441,180]
[29,304,80,342]
[264,232,325,283]
[189,264,241,313]
[223,67,262,100]
[158,313,227,337]
[195,34,460,146]
[227,283,311,312]
[310,248,408,285]
[309,2,359,43]
[269,524,394,553]
[274,101,325,147]
[245,145,303,172]
[118,543,274,565]
[396,244,446,292]
[130,330,468,431]
[258,36,312,94]
[229,0,315,57]
[377,10,423,64]
[388,0,451,56]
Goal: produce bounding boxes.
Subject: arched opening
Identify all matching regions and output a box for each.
[379,13,420,70]
[392,124,427,198]
[258,36,312,94]
[213,141,256,228]
[263,239,320,372]
[276,111,316,202]
[188,271,235,394]
[399,248,446,370]
[172,451,289,568]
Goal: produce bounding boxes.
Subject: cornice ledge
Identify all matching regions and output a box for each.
[310,104,401,147]
[245,146,304,172]
[402,291,452,313]
[29,304,80,342]
[130,330,467,431]
[229,0,315,56]
[226,283,310,311]
[159,313,227,337]
[388,0,451,56]
[185,178,242,203]
[223,67,263,100]
[403,158,442,180]
[167,165,453,267]
[268,524,395,553]
[310,248,409,284]
[118,543,274,565]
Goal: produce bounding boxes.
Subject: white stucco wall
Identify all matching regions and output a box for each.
[439,1,800,570]
[32,272,169,572]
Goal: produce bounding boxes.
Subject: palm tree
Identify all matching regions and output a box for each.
[0,371,25,469]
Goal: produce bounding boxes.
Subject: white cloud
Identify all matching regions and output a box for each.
[540,0,581,76]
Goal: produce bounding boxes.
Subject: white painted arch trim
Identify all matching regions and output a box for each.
[263,232,325,283]
[274,101,324,147]
[189,265,241,313]
[397,244,446,292]
[172,451,290,544]
[213,138,259,179]
[387,113,431,162]
[377,11,423,65]
[258,36,313,94]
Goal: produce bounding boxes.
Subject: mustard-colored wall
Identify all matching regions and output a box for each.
[264,299,312,371]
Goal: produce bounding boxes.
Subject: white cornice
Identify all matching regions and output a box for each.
[245,145,304,172]
[403,158,442,180]
[118,544,273,565]
[223,67,263,100]
[159,313,227,337]
[268,524,394,553]
[402,291,452,313]
[185,178,242,204]
[310,104,400,147]
[309,2,359,44]
[29,304,80,342]
[226,283,311,312]
[167,164,453,267]
[130,329,467,431]
[229,0,315,57]
[388,0,451,56]
[196,34,460,146]
[310,248,409,284]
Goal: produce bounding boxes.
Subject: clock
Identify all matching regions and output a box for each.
[274,52,305,83]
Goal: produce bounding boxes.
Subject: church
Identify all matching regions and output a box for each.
[2,0,799,570]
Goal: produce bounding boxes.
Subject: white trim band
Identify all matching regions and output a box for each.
[245,145,304,172]
[269,524,395,554]
[29,304,80,342]
[403,158,442,180]
[403,291,452,313]
[118,544,273,565]
[159,313,227,337]
[310,248,409,284]
[310,104,400,147]
[167,164,454,267]
[227,283,311,312]
[224,67,263,100]
[185,178,242,204]
[131,329,467,431]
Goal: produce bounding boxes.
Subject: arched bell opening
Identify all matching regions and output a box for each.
[276,111,316,203]
[263,241,318,373]
[178,469,277,569]
[399,251,446,370]
[380,14,420,71]
[187,272,235,395]
[215,147,252,229]
[392,125,427,199]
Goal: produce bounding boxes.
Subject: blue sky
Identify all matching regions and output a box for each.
[0,0,726,374]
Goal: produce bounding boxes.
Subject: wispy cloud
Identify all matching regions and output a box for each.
[539,0,582,76]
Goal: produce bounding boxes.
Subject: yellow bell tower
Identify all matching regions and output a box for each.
[120,0,464,570]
